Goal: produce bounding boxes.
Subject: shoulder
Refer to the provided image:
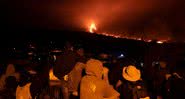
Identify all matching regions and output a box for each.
[81,76,102,87]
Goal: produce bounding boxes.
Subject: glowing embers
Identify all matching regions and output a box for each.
[89,22,97,33]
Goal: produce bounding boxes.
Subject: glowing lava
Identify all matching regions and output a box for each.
[85,21,169,43]
[89,22,97,33]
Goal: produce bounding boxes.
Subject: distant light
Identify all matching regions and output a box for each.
[99,53,109,59]
[152,61,159,67]
[51,49,62,53]
[137,38,142,40]
[141,63,144,67]
[157,41,163,44]
[53,55,56,61]
[146,40,152,42]
[118,54,125,58]
[28,52,33,55]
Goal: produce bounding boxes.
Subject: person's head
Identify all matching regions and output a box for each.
[85,59,104,79]
[122,65,141,82]
[64,41,74,51]
[5,76,17,89]
[159,61,167,69]
[6,64,16,75]
[112,57,117,63]
[76,48,84,56]
[18,71,31,86]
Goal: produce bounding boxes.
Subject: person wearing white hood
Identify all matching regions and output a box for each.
[80,59,120,99]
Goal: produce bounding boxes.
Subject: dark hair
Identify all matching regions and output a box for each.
[119,57,136,67]
[5,76,17,89]
[19,71,31,86]
[64,41,73,49]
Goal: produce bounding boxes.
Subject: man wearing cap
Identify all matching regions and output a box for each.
[116,65,150,99]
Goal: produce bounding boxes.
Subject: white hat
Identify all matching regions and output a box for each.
[122,65,141,82]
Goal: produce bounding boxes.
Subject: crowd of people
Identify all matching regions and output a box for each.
[0,41,185,99]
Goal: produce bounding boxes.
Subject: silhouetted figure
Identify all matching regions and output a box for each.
[116,65,150,99]
[53,41,79,99]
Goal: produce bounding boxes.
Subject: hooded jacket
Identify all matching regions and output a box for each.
[0,64,19,90]
[80,59,120,99]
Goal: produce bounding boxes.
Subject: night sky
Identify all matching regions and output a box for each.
[1,0,185,41]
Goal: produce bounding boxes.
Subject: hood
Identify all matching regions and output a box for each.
[85,59,103,79]
[6,64,16,75]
